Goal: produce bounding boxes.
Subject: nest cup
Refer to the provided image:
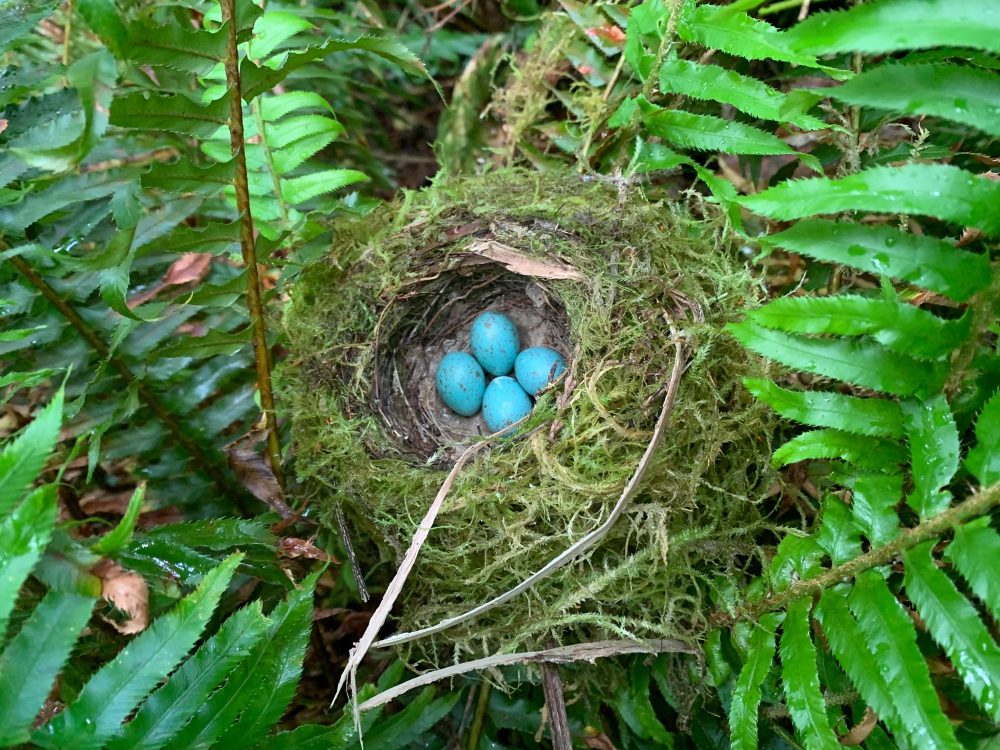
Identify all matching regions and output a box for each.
[282,170,774,670]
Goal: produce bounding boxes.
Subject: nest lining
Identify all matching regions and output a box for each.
[281,169,775,670]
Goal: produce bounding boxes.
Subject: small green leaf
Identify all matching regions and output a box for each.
[729,612,782,750]
[127,22,228,75]
[0,592,95,746]
[142,158,236,197]
[157,222,241,256]
[77,0,127,56]
[35,555,242,750]
[901,395,959,519]
[815,496,862,566]
[110,91,232,139]
[280,169,368,204]
[849,571,961,750]
[773,428,906,471]
[92,484,144,555]
[770,535,824,590]
[946,518,1000,619]
[0,0,59,54]
[780,598,840,750]
[140,518,275,550]
[840,473,901,546]
[259,91,333,121]
[614,660,674,744]
[0,387,62,514]
[744,378,903,438]
[156,328,251,358]
[824,62,1000,137]
[741,165,1000,236]
[763,220,991,302]
[904,540,1000,722]
[747,295,971,361]
[789,0,1000,56]
[678,3,821,67]
[966,389,1000,486]
[249,11,313,59]
[728,320,947,397]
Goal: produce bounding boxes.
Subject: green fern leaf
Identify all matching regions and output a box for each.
[849,571,961,750]
[109,602,269,750]
[250,720,370,750]
[945,518,1000,618]
[814,587,908,742]
[678,4,820,67]
[364,688,462,749]
[762,220,991,303]
[614,660,673,744]
[728,321,946,396]
[140,518,275,550]
[142,158,237,197]
[0,592,95,746]
[840,473,901,546]
[729,612,782,750]
[741,165,1000,236]
[280,169,368,205]
[34,554,243,750]
[0,486,57,637]
[109,91,232,138]
[269,115,343,173]
[747,296,971,361]
[164,572,318,750]
[815,496,862,565]
[126,22,228,75]
[657,56,826,130]
[904,541,1000,722]
[772,428,906,471]
[249,11,313,59]
[77,0,128,57]
[788,0,1000,56]
[642,106,820,170]
[92,484,144,555]
[901,396,959,519]
[780,598,840,750]
[156,222,241,256]
[259,91,333,121]
[744,379,903,438]
[0,387,62,514]
[966,390,1000,486]
[0,0,58,54]
[823,63,1000,137]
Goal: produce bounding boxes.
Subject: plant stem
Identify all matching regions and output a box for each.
[712,479,1000,627]
[9,255,247,507]
[62,0,74,66]
[466,682,490,750]
[220,0,285,492]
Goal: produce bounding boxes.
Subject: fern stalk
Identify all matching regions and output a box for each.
[713,478,1000,627]
[220,0,285,492]
[8,254,244,505]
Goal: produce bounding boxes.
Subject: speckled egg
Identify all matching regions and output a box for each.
[435,352,486,417]
[470,311,520,376]
[482,376,532,433]
[514,346,566,396]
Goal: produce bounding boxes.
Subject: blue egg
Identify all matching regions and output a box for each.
[470,311,520,376]
[514,346,566,396]
[435,352,486,417]
[482,376,532,433]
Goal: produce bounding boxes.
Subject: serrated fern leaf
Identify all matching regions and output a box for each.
[109,91,232,138]
[140,517,275,550]
[841,473,902,546]
[280,169,368,204]
[779,598,840,750]
[126,22,228,75]
[678,4,820,67]
[788,0,1000,56]
[945,519,1000,618]
[823,63,1000,137]
[0,388,62,514]
[966,390,1000,486]
[364,687,462,749]
[904,541,1000,722]
[109,602,269,750]
[0,592,95,746]
[772,428,906,471]
[142,158,238,197]
[729,612,782,750]
[901,396,959,519]
[849,571,961,750]
[0,486,57,636]
[762,220,991,303]
[614,661,673,744]
[814,497,861,566]
[92,484,144,555]
[728,321,946,396]
[747,296,971,361]
[744,379,903,438]
[740,165,1000,236]
[34,554,243,750]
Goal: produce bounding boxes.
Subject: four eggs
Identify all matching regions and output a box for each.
[435,310,566,433]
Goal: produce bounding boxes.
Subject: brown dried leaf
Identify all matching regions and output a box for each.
[226,429,292,517]
[465,240,584,281]
[96,561,149,635]
[583,731,620,750]
[840,706,878,746]
[162,252,212,286]
[278,537,337,562]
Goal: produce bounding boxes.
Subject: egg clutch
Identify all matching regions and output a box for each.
[434,310,566,433]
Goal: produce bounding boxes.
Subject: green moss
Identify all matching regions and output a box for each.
[279,169,775,669]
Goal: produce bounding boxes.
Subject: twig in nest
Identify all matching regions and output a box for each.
[374,311,689,648]
[357,639,694,712]
[541,661,573,750]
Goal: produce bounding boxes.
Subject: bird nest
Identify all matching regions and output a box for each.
[280,169,775,670]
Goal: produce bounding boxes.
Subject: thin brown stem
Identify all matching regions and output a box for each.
[712,479,1000,627]
[465,682,491,750]
[219,0,285,491]
[9,255,247,507]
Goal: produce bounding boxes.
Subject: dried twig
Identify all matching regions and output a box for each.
[541,661,572,750]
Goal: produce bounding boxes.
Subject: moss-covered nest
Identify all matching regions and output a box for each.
[281,169,775,668]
